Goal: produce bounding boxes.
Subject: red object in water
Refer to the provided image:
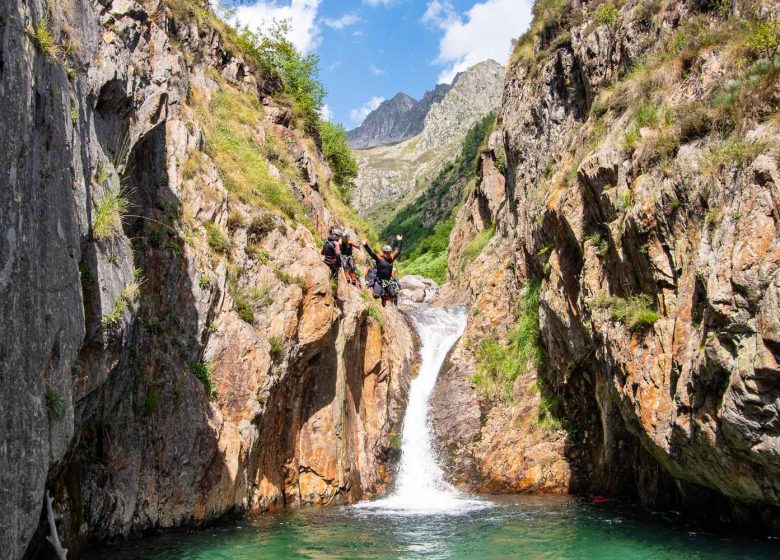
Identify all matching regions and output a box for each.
[591,496,612,504]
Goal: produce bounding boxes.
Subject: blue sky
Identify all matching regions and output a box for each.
[230,0,533,128]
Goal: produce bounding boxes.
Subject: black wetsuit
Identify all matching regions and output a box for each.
[365,242,402,305]
[321,234,340,277]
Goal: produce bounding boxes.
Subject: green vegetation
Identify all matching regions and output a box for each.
[383,115,496,282]
[101,280,140,329]
[593,294,660,330]
[274,266,308,292]
[320,121,358,196]
[460,225,495,270]
[531,393,563,433]
[198,274,211,290]
[472,280,544,402]
[190,361,217,400]
[268,335,285,363]
[234,292,255,324]
[702,138,768,173]
[141,390,161,415]
[45,387,66,420]
[192,83,306,222]
[28,18,57,58]
[594,2,621,29]
[239,20,325,129]
[584,232,609,257]
[93,187,129,240]
[204,221,231,254]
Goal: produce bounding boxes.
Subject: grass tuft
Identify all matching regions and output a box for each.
[45,386,66,419]
[93,187,129,240]
[460,226,495,270]
[190,361,217,400]
[593,294,660,330]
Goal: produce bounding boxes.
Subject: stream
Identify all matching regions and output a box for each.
[84,306,780,559]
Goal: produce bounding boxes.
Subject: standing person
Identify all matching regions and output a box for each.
[339,234,362,286]
[322,229,342,279]
[363,235,403,307]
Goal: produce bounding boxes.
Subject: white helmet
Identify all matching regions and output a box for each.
[382,245,392,253]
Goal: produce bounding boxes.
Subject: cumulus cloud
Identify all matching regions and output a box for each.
[349,96,385,125]
[369,64,386,76]
[424,0,533,83]
[233,0,322,53]
[322,12,361,30]
[320,104,334,121]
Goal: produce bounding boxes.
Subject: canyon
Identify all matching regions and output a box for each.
[2,0,780,557]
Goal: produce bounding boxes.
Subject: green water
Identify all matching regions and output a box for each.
[85,496,780,559]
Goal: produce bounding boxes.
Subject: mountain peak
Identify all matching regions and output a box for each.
[346,85,452,150]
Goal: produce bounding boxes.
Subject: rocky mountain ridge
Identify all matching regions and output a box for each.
[350,60,505,222]
[346,85,452,150]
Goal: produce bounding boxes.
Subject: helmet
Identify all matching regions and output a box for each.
[382,245,392,253]
[332,228,343,237]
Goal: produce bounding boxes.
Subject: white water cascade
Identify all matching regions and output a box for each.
[356,305,488,515]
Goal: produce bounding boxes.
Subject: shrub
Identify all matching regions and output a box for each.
[248,214,276,242]
[93,187,129,240]
[594,2,620,29]
[677,101,713,142]
[269,335,285,363]
[472,280,544,402]
[234,292,255,324]
[742,20,780,59]
[190,361,217,400]
[593,294,660,330]
[531,394,563,433]
[45,387,66,419]
[204,221,231,254]
[320,120,358,191]
[585,232,609,257]
[227,210,244,232]
[460,226,495,270]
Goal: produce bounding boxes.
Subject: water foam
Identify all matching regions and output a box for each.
[355,306,489,516]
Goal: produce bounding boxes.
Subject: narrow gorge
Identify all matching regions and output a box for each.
[2,0,780,558]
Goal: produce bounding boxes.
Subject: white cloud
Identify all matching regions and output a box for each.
[322,12,361,30]
[362,0,400,6]
[320,104,334,121]
[369,64,385,76]
[233,0,322,53]
[349,96,385,125]
[424,0,533,83]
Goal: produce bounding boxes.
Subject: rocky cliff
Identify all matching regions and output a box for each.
[0,0,419,557]
[350,60,505,222]
[346,85,451,150]
[434,0,780,530]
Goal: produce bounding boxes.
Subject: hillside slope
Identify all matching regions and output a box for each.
[434,0,780,530]
[350,60,504,222]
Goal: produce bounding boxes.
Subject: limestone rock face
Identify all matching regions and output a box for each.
[0,0,419,557]
[351,60,505,216]
[434,0,780,528]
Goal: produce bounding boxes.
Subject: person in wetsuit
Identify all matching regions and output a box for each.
[363,235,403,306]
[321,229,342,279]
[339,234,361,286]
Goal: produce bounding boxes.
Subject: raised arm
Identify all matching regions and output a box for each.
[364,242,379,261]
[391,235,403,260]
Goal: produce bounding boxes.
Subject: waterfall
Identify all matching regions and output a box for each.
[356,305,487,515]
